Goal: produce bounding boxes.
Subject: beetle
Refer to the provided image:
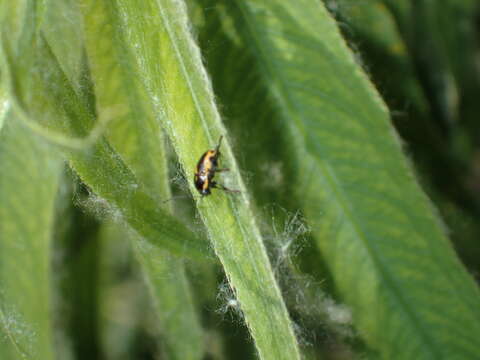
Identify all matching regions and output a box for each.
[194,136,239,196]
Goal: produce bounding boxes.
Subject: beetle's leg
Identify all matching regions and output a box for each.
[215,168,230,172]
[212,181,240,193]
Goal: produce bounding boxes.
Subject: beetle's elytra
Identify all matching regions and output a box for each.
[194,136,238,196]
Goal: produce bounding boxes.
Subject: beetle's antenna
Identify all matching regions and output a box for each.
[215,135,224,151]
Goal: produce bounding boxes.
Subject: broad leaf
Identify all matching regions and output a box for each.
[193,1,480,358]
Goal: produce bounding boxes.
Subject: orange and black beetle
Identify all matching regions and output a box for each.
[194,136,238,196]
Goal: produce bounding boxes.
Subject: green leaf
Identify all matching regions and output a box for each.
[193,1,480,359]
[84,0,302,359]
[0,6,211,259]
[0,115,61,360]
[332,0,480,281]
[78,2,205,356]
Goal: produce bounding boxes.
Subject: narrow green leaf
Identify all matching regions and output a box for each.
[85,0,302,358]
[0,115,61,360]
[78,2,205,356]
[78,0,165,197]
[193,1,480,359]
[133,241,205,360]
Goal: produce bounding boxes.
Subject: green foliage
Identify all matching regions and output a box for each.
[0,116,61,360]
[1,0,480,359]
